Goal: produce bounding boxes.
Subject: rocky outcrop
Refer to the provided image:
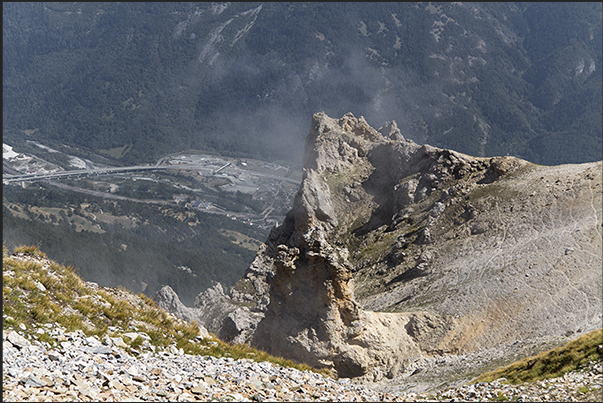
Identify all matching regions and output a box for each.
[191,283,237,335]
[161,111,602,390]
[234,112,601,385]
[153,283,235,337]
[152,285,211,338]
[153,285,201,324]
[154,251,270,342]
[219,308,263,345]
[246,112,475,379]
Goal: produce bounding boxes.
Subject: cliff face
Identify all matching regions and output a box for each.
[160,112,602,388]
[247,113,461,379]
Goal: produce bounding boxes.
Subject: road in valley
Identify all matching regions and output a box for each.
[3,152,299,227]
[3,163,300,185]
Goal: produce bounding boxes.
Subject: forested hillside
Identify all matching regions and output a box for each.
[3,2,601,166]
[2,1,602,308]
[2,182,268,306]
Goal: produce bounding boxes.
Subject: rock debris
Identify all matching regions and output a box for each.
[3,324,601,402]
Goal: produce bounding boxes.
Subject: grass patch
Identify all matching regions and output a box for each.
[3,245,335,379]
[490,392,509,401]
[231,278,256,296]
[98,144,132,159]
[475,328,603,384]
[56,313,86,332]
[14,244,46,258]
[322,169,350,195]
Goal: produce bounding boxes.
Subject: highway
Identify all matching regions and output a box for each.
[3,165,165,183]
[2,163,300,185]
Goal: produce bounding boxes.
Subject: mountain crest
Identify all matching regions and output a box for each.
[250,112,491,379]
[158,112,602,388]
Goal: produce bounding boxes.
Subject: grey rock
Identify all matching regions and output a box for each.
[47,351,63,361]
[7,331,30,349]
[153,284,213,336]
[20,375,46,388]
[85,345,113,354]
[470,221,489,235]
[192,283,240,334]
[153,285,200,324]
[219,308,262,344]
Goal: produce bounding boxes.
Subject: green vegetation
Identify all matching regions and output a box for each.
[490,392,509,401]
[13,244,47,258]
[99,144,133,159]
[3,182,269,306]
[475,328,603,384]
[3,3,601,167]
[2,245,333,378]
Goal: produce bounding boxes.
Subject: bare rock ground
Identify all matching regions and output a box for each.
[3,323,602,401]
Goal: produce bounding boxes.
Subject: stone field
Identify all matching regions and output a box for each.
[3,323,601,402]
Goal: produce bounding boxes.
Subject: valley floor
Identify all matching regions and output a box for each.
[3,323,601,402]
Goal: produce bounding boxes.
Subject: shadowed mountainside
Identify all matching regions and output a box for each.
[3,2,601,166]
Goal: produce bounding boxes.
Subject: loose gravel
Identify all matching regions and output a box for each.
[3,324,602,402]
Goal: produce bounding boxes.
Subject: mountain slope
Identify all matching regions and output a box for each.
[3,246,601,401]
[3,2,601,166]
[180,112,602,392]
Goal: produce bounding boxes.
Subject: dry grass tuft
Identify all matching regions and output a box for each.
[476,328,603,384]
[2,244,334,378]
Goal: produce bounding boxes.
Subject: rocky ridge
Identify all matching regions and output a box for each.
[156,112,602,393]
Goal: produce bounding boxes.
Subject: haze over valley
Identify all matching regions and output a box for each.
[2,3,602,396]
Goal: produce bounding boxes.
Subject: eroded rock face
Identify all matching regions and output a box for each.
[241,112,601,383]
[219,308,263,345]
[153,285,211,337]
[247,112,468,379]
[154,285,200,324]
[252,232,368,377]
[162,111,601,388]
